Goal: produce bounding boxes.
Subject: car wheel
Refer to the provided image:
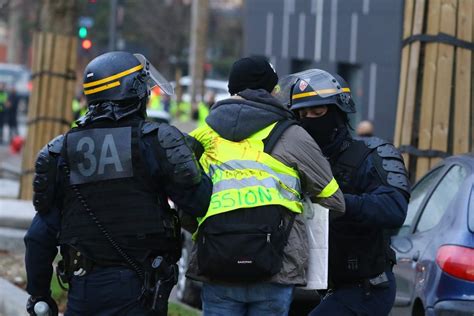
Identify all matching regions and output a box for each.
[175,234,201,308]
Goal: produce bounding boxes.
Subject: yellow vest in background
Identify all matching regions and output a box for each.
[197,102,209,127]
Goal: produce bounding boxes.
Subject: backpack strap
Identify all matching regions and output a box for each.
[263,119,299,154]
[283,212,297,248]
[262,119,299,246]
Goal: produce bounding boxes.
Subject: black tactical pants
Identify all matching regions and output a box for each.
[309,269,396,316]
[65,266,156,316]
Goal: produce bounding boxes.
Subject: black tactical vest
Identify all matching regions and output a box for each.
[329,138,396,285]
[59,119,179,265]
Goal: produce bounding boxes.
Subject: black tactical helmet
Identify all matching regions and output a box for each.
[83,51,149,105]
[277,69,356,113]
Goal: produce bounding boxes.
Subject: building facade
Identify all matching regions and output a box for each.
[243,0,404,140]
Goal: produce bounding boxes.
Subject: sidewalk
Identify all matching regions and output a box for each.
[0,277,28,316]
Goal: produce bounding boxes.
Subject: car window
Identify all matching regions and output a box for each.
[469,187,474,233]
[397,167,443,236]
[415,165,466,233]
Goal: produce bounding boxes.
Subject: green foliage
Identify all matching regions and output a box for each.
[168,301,201,316]
[50,274,68,311]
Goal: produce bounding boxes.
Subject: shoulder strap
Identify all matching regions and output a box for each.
[263,120,299,154]
[336,139,373,170]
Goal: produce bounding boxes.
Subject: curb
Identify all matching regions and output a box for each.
[0,227,26,253]
[0,199,35,230]
[0,277,28,316]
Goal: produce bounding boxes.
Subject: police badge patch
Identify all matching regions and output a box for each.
[299,79,309,91]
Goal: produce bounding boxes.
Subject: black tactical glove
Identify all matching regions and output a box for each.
[26,295,58,316]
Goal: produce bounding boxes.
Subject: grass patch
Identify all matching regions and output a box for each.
[169,302,201,316]
[50,273,68,312]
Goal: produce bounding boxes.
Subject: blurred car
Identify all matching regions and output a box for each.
[146,108,171,124]
[176,230,202,308]
[172,76,229,103]
[390,154,474,316]
[0,63,32,106]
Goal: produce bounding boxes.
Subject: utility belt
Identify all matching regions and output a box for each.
[331,269,392,294]
[56,246,129,287]
[56,247,178,315]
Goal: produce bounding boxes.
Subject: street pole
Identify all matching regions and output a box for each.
[189,0,209,111]
[108,0,117,51]
[7,0,23,64]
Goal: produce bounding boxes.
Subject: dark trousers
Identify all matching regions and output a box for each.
[0,110,4,143]
[7,106,18,141]
[65,266,157,316]
[309,269,396,316]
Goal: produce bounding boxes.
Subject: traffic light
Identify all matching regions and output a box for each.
[78,26,88,39]
[81,39,92,50]
[78,17,94,52]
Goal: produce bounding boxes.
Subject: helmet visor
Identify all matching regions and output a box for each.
[134,53,174,96]
[275,69,342,107]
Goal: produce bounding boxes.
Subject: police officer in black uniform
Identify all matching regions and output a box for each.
[24,51,212,316]
[278,69,410,315]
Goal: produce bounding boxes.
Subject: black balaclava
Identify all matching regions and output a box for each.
[300,106,339,147]
[300,106,350,157]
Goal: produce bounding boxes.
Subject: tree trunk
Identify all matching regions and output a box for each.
[7,0,23,64]
[19,0,78,200]
[189,0,209,110]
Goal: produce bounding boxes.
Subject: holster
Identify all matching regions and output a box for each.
[56,246,94,289]
[139,256,178,315]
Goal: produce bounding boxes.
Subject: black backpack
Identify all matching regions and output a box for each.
[197,120,298,282]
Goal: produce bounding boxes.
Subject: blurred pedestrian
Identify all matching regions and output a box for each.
[356,120,374,137]
[72,93,87,122]
[0,83,8,144]
[148,86,163,111]
[193,90,215,127]
[186,56,345,316]
[6,86,20,142]
[282,69,410,316]
[24,51,212,316]
[161,94,171,113]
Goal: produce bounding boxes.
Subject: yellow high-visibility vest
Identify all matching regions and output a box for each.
[190,122,304,236]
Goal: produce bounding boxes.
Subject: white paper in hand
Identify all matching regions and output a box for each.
[301,197,329,290]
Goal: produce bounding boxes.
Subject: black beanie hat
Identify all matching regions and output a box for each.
[227,56,278,95]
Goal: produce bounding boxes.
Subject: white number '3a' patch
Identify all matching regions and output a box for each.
[67,127,133,184]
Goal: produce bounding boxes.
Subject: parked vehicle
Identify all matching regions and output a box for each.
[175,230,202,308]
[391,154,474,316]
[172,76,229,103]
[146,108,171,124]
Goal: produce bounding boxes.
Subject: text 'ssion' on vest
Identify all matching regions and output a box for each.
[59,121,174,263]
[189,122,304,237]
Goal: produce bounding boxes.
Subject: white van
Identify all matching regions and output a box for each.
[172,76,229,103]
